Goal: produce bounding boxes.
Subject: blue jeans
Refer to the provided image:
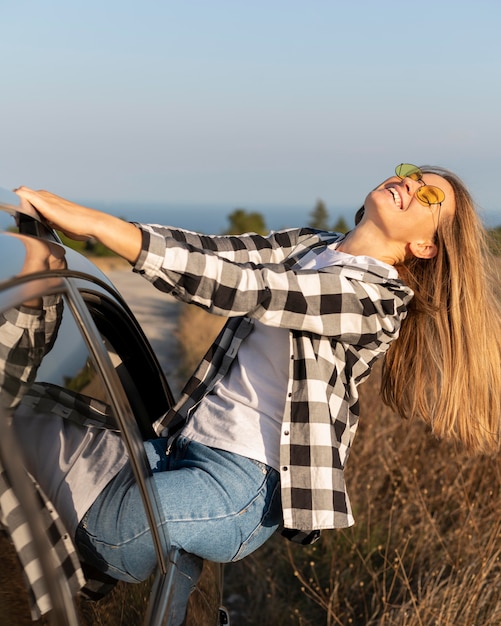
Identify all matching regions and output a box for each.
[75,436,281,623]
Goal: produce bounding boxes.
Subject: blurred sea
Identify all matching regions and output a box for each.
[88,200,501,232]
[0,199,349,233]
[0,197,499,233]
[88,201,358,234]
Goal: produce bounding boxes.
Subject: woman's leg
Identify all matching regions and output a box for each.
[75,436,281,621]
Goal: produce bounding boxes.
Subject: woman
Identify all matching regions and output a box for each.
[15,164,501,624]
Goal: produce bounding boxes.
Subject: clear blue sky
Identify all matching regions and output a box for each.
[2,0,500,224]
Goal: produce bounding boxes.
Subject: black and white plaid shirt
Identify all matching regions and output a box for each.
[0,226,413,616]
[133,226,414,533]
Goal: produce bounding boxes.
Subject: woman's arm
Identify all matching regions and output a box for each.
[135,223,318,264]
[15,188,324,265]
[0,298,63,409]
[135,228,413,344]
[15,187,143,263]
[0,236,65,407]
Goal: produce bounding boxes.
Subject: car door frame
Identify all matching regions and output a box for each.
[0,266,180,626]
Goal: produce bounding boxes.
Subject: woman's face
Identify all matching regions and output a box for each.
[363,171,456,249]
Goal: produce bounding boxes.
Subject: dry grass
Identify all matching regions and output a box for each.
[175,302,501,626]
[175,303,226,379]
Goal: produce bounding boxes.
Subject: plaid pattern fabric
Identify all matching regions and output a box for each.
[0,298,86,618]
[0,297,63,409]
[22,382,119,431]
[0,459,86,620]
[134,225,414,533]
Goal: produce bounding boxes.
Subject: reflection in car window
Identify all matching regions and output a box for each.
[0,294,127,534]
[0,283,178,624]
[33,296,116,422]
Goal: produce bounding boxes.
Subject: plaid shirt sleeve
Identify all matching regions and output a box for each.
[0,296,63,409]
[133,225,408,344]
[132,224,314,264]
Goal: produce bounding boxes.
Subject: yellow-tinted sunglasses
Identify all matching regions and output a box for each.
[395,164,445,206]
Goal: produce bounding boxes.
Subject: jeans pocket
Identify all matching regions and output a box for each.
[231,474,282,562]
[247,457,270,474]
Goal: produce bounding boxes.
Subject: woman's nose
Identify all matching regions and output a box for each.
[401,177,423,196]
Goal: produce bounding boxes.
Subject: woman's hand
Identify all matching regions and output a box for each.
[14,187,143,263]
[7,234,67,307]
[15,188,102,240]
[19,235,67,274]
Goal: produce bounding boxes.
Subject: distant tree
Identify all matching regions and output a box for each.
[488,226,501,255]
[225,208,268,235]
[308,199,329,230]
[332,216,349,234]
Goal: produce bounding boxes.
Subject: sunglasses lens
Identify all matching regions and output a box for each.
[416,185,445,206]
[395,163,422,181]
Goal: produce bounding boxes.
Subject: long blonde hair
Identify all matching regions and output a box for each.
[381,166,501,455]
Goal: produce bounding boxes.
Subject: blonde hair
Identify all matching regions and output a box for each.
[381,166,501,455]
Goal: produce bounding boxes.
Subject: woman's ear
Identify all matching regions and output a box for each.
[408,240,438,259]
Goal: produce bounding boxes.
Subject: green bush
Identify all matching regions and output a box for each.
[57,232,117,257]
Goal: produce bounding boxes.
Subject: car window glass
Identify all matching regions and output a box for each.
[35,299,116,420]
[83,294,173,438]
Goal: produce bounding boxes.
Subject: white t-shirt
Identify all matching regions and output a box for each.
[182,246,391,470]
[13,404,128,535]
[182,319,288,469]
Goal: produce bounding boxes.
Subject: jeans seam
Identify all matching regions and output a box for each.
[231,476,281,561]
[247,457,271,474]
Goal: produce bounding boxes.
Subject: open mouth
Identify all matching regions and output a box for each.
[388,187,402,210]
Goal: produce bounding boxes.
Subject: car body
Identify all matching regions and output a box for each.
[0,191,228,626]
